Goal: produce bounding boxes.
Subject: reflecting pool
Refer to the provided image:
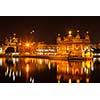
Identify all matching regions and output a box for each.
[0,57,99,83]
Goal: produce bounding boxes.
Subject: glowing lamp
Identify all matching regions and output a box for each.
[25,43,30,47]
[68,31,72,35]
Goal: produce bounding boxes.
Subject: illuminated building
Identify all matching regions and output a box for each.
[36,42,57,55]
[56,30,92,58]
[0,30,93,59]
[2,33,19,53]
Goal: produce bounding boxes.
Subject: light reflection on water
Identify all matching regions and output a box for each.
[0,57,99,83]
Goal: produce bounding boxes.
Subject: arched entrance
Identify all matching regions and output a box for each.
[5,47,15,54]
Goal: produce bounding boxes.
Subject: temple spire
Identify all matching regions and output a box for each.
[68,31,72,36]
[57,33,61,43]
[76,30,80,39]
[85,31,90,40]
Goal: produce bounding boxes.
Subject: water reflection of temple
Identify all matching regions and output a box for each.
[56,60,93,83]
[1,58,52,82]
[0,58,94,83]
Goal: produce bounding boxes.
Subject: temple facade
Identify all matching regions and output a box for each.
[2,33,19,53]
[56,30,91,57]
[0,30,93,58]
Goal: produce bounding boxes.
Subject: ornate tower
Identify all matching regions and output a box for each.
[57,34,61,44]
[76,30,80,39]
[85,31,90,42]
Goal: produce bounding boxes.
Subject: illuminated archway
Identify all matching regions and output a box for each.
[75,68,80,75]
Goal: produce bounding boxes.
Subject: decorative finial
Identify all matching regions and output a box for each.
[86,31,89,34]
[77,30,79,33]
[68,31,72,35]
[58,33,60,37]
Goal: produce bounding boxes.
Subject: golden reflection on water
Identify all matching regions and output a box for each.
[68,78,72,83]
[0,58,2,66]
[0,57,94,83]
[26,64,29,73]
[56,60,93,83]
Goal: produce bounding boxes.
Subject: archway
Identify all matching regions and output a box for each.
[5,47,15,54]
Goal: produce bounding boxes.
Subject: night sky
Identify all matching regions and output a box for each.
[0,16,100,44]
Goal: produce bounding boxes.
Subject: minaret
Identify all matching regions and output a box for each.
[85,31,90,45]
[13,33,18,43]
[57,34,61,43]
[85,31,90,40]
[76,30,80,39]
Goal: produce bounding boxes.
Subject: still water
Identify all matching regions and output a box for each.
[0,57,99,83]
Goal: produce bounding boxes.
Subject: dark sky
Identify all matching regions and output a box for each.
[0,16,99,44]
